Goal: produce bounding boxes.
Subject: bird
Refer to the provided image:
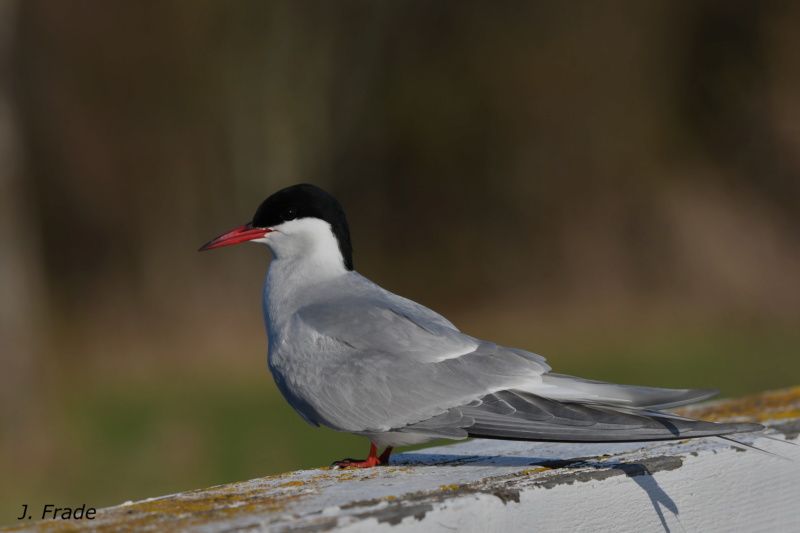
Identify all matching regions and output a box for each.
[199,183,763,468]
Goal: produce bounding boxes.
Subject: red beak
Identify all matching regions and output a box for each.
[198,223,272,251]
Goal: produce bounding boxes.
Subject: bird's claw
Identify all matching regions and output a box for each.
[332,457,381,469]
[331,458,358,468]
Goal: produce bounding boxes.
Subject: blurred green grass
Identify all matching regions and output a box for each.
[2,323,798,526]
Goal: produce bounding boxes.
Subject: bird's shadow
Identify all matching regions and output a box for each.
[391,453,680,532]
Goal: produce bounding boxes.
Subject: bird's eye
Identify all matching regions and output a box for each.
[280,207,298,221]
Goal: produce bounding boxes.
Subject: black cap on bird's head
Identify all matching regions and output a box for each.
[199,184,354,271]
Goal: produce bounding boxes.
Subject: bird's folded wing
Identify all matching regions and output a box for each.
[399,390,763,442]
[537,373,720,410]
[290,297,550,433]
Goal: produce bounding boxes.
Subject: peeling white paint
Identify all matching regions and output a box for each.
[5,391,799,533]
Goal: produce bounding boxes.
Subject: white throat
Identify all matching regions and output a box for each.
[266,216,346,274]
[260,216,347,306]
[259,217,349,351]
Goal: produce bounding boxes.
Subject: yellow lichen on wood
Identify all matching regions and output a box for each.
[521,467,550,475]
[279,480,306,488]
[675,386,800,423]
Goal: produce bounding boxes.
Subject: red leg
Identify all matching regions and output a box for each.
[333,444,392,469]
[378,446,393,464]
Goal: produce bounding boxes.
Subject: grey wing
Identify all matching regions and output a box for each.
[283,287,762,442]
[286,296,550,433]
[400,389,762,442]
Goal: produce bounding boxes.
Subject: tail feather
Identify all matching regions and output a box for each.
[539,373,720,410]
[401,389,764,443]
[461,390,761,443]
[715,436,793,461]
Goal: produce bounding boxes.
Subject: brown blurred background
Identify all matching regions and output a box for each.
[1,0,799,524]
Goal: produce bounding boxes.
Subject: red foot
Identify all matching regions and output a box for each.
[332,456,380,468]
[333,444,394,469]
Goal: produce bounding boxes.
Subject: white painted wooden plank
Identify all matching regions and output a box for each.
[3,387,799,533]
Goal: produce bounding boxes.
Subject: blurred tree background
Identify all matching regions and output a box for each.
[1,0,799,524]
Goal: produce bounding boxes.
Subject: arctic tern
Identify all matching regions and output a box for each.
[200,183,762,468]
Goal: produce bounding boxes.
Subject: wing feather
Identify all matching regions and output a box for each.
[275,296,550,433]
[398,390,763,442]
[269,273,761,443]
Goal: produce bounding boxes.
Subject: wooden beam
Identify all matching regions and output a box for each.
[5,387,798,532]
